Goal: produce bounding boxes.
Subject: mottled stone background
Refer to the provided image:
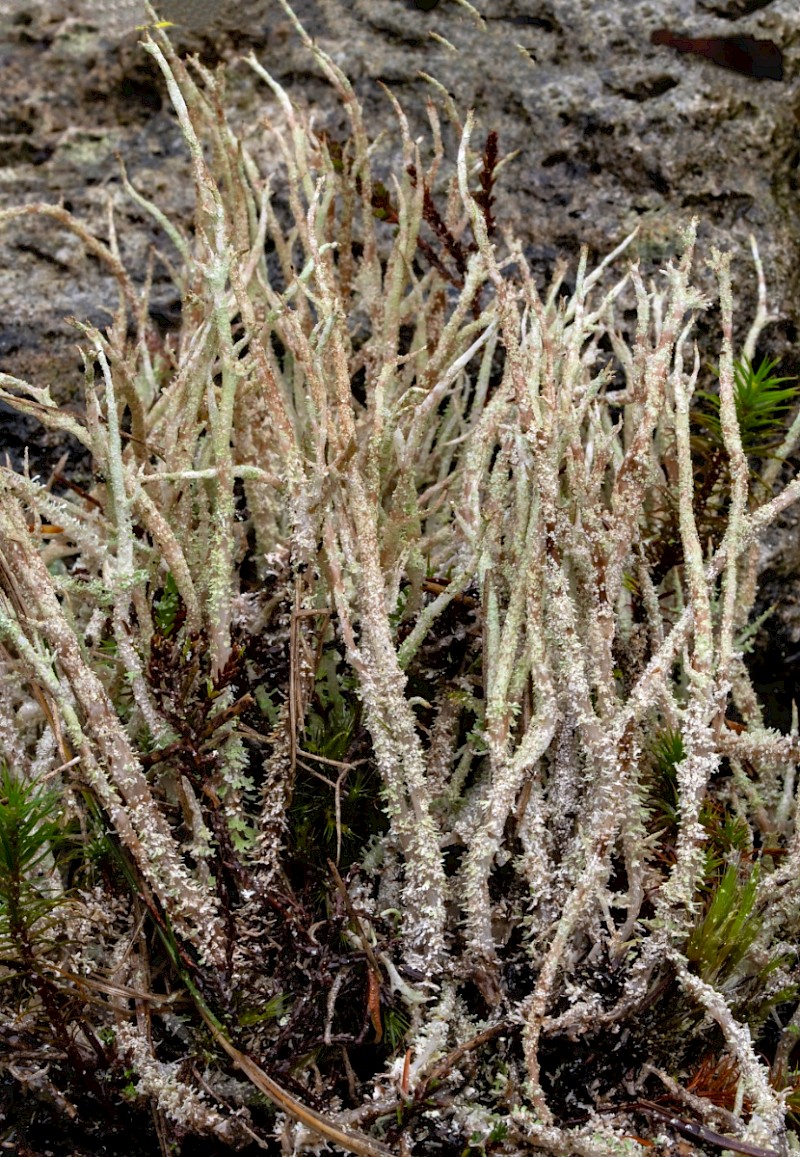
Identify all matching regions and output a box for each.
[2,0,799,407]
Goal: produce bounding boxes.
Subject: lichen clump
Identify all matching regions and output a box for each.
[2,2,800,1154]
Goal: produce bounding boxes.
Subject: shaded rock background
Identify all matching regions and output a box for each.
[1,0,800,713]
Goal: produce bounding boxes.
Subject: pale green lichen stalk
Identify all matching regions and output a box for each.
[3,3,800,1154]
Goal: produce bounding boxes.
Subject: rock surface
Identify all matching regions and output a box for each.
[2,0,799,378]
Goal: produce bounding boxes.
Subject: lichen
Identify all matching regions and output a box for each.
[2,2,800,1153]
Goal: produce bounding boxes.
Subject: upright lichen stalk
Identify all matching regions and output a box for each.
[2,5,800,1154]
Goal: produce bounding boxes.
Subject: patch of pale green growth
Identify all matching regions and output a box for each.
[2,1,800,1153]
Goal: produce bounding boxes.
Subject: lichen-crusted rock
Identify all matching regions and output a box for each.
[0,0,226,32]
[1,0,798,395]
